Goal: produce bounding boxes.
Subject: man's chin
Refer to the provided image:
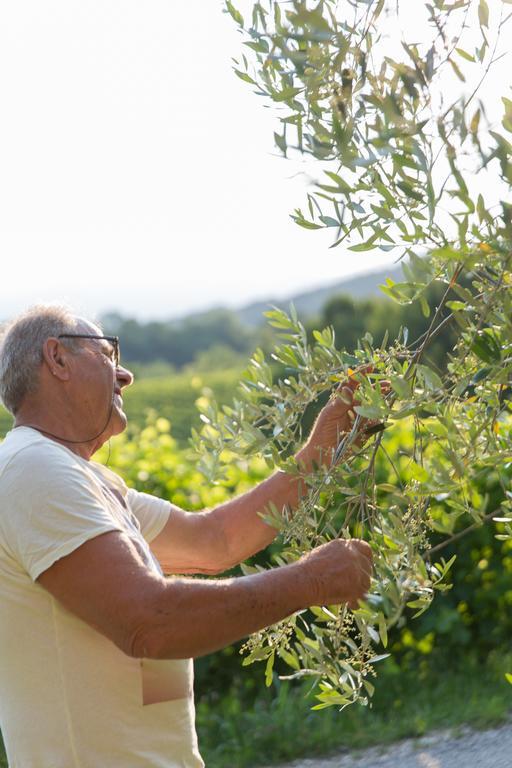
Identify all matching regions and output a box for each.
[110,408,128,435]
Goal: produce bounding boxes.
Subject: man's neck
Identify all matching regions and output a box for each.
[14,416,99,460]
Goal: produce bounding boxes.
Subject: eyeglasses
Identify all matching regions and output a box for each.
[58,334,120,368]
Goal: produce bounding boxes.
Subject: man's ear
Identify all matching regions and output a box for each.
[42,338,71,381]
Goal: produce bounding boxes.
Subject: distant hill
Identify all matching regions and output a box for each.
[235,264,403,327]
[102,265,403,333]
[99,265,403,334]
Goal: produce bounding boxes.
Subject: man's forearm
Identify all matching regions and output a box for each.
[208,450,314,568]
[130,558,312,660]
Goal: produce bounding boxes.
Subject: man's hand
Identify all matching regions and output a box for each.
[296,368,388,471]
[297,538,373,609]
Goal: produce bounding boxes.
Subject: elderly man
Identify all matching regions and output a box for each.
[0,304,374,768]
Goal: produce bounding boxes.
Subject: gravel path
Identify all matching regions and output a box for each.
[263,720,512,768]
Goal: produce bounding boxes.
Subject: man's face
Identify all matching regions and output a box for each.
[67,320,134,442]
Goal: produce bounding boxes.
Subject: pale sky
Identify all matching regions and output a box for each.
[0,1,508,322]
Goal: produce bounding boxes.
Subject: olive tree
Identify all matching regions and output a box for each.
[192,0,512,709]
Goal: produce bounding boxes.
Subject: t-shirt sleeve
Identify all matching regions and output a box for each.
[125,488,174,544]
[0,445,124,581]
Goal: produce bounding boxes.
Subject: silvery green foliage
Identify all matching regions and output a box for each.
[225,0,511,258]
[191,0,512,708]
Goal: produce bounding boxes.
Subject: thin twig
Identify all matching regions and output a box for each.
[426,508,501,557]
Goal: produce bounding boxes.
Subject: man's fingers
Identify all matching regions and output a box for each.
[335,369,389,398]
[334,364,371,394]
[338,386,354,405]
[329,374,391,447]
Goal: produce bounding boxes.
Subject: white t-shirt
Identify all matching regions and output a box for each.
[0,427,204,768]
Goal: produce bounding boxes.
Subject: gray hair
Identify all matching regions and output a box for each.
[0,304,84,414]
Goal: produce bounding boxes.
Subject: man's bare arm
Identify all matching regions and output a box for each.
[37,530,372,660]
[150,470,306,575]
[151,377,373,574]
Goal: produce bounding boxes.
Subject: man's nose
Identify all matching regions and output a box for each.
[116,365,134,389]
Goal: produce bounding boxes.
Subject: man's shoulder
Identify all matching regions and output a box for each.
[0,428,84,486]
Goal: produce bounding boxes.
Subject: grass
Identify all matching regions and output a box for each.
[196,650,512,767]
